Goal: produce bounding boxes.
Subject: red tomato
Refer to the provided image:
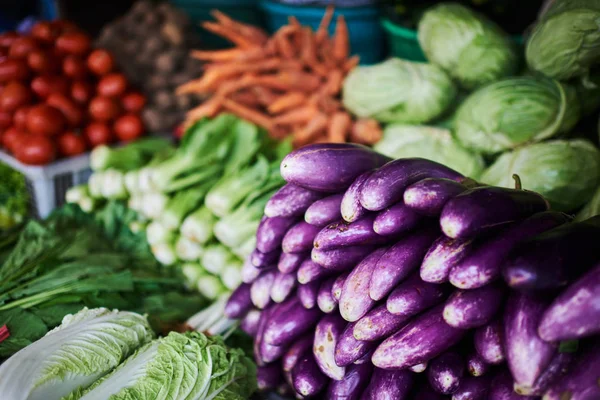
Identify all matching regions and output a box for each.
[84,122,113,146]
[57,131,87,156]
[27,49,60,74]
[46,93,84,127]
[31,75,69,98]
[0,110,11,129]
[86,49,114,76]
[14,134,56,165]
[30,21,61,43]
[121,92,146,113]
[0,59,30,82]
[13,106,29,129]
[0,32,19,49]
[70,80,93,105]
[114,114,144,142]
[0,81,32,112]
[26,104,66,136]
[55,32,91,56]
[8,37,38,59]
[88,96,121,122]
[1,126,25,152]
[62,55,88,79]
[97,73,127,98]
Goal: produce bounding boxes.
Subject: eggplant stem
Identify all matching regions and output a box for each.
[512,174,522,190]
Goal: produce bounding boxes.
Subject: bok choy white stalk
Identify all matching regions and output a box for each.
[180,206,216,244]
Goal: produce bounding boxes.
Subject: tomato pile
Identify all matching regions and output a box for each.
[0,20,146,165]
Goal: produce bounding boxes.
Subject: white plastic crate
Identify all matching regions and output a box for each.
[0,150,92,219]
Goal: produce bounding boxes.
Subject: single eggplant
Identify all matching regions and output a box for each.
[281,143,391,192]
[360,368,414,400]
[253,304,270,366]
[257,363,283,391]
[372,305,466,370]
[474,319,505,365]
[298,281,320,309]
[353,304,411,342]
[282,221,321,253]
[278,251,307,274]
[263,296,322,347]
[297,259,334,284]
[443,283,504,329]
[292,353,329,397]
[543,344,600,400]
[525,351,575,396]
[372,202,422,236]
[256,215,298,253]
[224,282,252,318]
[370,225,440,301]
[270,272,297,303]
[240,309,261,337]
[440,186,549,239]
[421,236,474,284]
[452,375,491,400]
[326,362,372,400]
[428,351,465,395]
[341,171,372,223]
[404,178,468,216]
[265,183,324,218]
[317,276,338,313]
[315,215,393,251]
[312,245,375,271]
[409,362,428,373]
[283,335,313,372]
[360,158,464,211]
[260,336,286,364]
[466,351,489,377]
[242,257,265,283]
[305,193,344,227]
[335,321,379,367]
[387,271,451,316]
[313,313,347,380]
[489,370,532,400]
[251,270,276,309]
[332,271,350,303]
[251,248,280,268]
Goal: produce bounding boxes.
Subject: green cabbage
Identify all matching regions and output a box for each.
[576,185,600,221]
[342,58,457,124]
[0,307,154,400]
[454,76,581,154]
[374,124,485,178]
[526,0,600,81]
[418,2,519,89]
[481,139,600,212]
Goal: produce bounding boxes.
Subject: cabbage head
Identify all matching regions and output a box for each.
[374,124,485,178]
[576,185,600,221]
[526,0,600,81]
[342,58,457,124]
[454,76,581,154]
[481,139,600,212]
[418,2,519,89]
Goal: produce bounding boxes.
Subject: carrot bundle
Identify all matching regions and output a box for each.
[179,8,382,147]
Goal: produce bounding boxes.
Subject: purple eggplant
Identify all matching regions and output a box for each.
[504,292,555,393]
[503,216,600,291]
[452,375,491,400]
[224,282,252,318]
[543,344,600,400]
[490,370,532,400]
[361,368,414,400]
[270,272,297,303]
[440,186,549,239]
[335,321,379,367]
[449,211,570,289]
[373,201,422,237]
[332,271,350,303]
[281,143,391,192]
[404,178,468,216]
[539,263,600,341]
[313,313,347,380]
[265,183,324,218]
[370,226,440,301]
[241,257,265,284]
[466,351,489,377]
[263,296,322,346]
[443,283,504,329]
[360,158,464,211]
[427,351,465,395]
[251,248,280,268]
[414,385,448,400]
[354,349,375,365]
[297,258,334,284]
[256,216,298,253]
[421,237,474,284]
[283,335,313,372]
[474,319,505,365]
[292,353,329,397]
[278,251,307,274]
[524,351,575,396]
[326,362,372,400]
[353,304,411,342]
[305,193,344,227]
[250,270,276,309]
[314,215,393,251]
[387,271,451,316]
[312,245,375,271]
[253,304,270,365]
[317,276,338,313]
[339,248,387,322]
[261,327,290,363]
[372,305,466,370]
[409,362,428,373]
[257,363,283,391]
[240,309,261,337]
[341,171,372,223]
[298,281,320,309]
[282,221,321,254]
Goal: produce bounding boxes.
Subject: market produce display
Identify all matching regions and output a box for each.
[0,20,146,165]
[225,142,600,399]
[178,8,383,147]
[96,0,203,133]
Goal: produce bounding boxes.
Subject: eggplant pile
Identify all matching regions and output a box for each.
[225,143,600,400]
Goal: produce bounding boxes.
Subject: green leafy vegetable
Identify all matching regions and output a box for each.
[0,163,28,231]
[576,185,600,221]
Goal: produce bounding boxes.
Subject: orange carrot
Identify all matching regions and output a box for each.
[202,22,257,48]
[254,71,321,92]
[190,47,265,62]
[273,105,318,126]
[268,92,307,114]
[210,10,269,44]
[216,74,257,96]
[222,98,274,130]
[274,31,295,59]
[324,69,344,95]
[350,119,383,145]
[319,38,337,69]
[344,55,360,72]
[251,86,281,106]
[315,6,334,44]
[300,28,317,64]
[186,97,223,122]
[328,112,352,143]
[317,95,342,114]
[288,17,304,49]
[332,15,349,63]
[293,113,328,147]
[265,38,278,55]
[229,90,260,108]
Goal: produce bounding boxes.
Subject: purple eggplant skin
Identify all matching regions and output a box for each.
[305,193,344,227]
[427,351,465,395]
[332,271,350,303]
[420,237,474,284]
[440,186,549,240]
[387,271,451,316]
[504,292,556,392]
[257,363,283,391]
[503,216,600,291]
[263,296,322,347]
[361,368,414,400]
[317,276,338,313]
[449,211,571,289]
[474,319,505,365]
[353,304,411,342]
[283,335,314,372]
[341,171,372,223]
[292,353,329,397]
[466,351,489,377]
[414,385,449,400]
[281,143,391,193]
[265,183,324,218]
[326,362,373,400]
[224,282,253,318]
[538,263,600,341]
[251,248,280,268]
[370,225,440,301]
[543,344,600,400]
[240,309,261,337]
[404,178,468,216]
[313,313,347,380]
[409,362,429,373]
[443,283,504,329]
[373,201,422,236]
[242,257,266,284]
[340,248,388,322]
[278,252,307,274]
[360,158,465,212]
[282,221,322,254]
[490,370,534,400]
[452,375,491,400]
[271,272,297,303]
[335,321,379,367]
[314,215,393,251]
[297,259,334,284]
[298,281,320,309]
[312,245,375,271]
[254,303,279,366]
[372,304,466,370]
[250,270,276,309]
[522,351,575,396]
[256,216,298,253]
